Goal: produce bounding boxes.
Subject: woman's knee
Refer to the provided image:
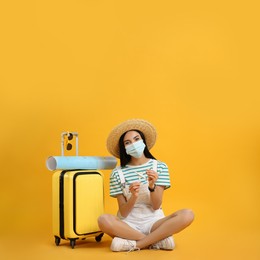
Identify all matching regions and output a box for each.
[181,209,195,226]
[98,214,116,229]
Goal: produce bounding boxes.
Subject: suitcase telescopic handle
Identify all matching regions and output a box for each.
[61,132,79,156]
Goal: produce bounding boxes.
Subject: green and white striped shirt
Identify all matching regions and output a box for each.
[110,159,171,197]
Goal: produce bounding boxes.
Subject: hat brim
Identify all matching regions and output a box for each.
[106,119,157,158]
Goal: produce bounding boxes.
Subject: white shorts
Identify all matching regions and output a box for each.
[119,206,165,235]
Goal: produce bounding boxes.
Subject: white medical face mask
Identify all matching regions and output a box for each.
[125,139,146,158]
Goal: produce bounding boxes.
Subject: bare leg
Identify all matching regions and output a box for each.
[98,209,194,250]
[136,209,194,249]
[98,214,146,240]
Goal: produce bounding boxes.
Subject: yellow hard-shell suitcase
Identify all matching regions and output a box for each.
[52,169,104,248]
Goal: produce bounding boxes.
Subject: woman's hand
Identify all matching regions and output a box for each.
[117,181,141,218]
[146,169,158,189]
[129,182,141,198]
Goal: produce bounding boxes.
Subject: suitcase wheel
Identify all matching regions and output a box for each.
[95,233,104,242]
[70,239,76,249]
[55,236,60,246]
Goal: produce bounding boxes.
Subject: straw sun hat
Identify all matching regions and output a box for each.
[106,119,157,158]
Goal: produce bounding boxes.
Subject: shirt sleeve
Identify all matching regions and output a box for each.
[109,168,123,197]
[155,161,171,189]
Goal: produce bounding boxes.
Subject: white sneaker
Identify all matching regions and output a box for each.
[150,236,175,250]
[110,237,139,252]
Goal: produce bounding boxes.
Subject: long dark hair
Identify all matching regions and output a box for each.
[118,130,156,167]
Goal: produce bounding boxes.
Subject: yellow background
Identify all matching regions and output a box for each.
[0,1,259,259]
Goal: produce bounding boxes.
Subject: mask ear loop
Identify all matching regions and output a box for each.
[136,172,147,184]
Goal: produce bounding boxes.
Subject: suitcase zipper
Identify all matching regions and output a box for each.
[73,171,103,236]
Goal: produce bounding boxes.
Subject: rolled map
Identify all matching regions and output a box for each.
[46,156,117,171]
